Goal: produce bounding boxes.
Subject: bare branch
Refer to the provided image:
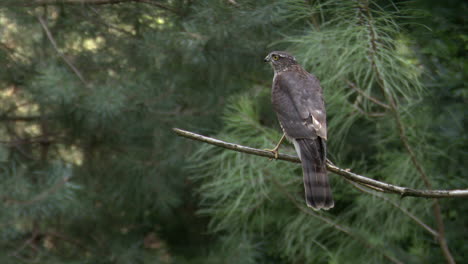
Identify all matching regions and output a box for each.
[173,128,468,199]
[37,15,88,86]
[86,7,135,36]
[3,176,70,206]
[351,103,386,117]
[346,80,390,110]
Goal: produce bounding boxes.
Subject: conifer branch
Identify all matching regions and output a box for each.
[2,176,70,206]
[10,232,39,260]
[346,80,390,110]
[37,15,88,86]
[272,178,404,264]
[46,231,90,251]
[360,1,455,262]
[86,7,135,36]
[349,181,438,236]
[173,128,468,199]
[351,104,386,117]
[27,0,131,4]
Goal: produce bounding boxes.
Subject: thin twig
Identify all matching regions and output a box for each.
[135,0,182,14]
[37,15,88,86]
[3,177,71,206]
[347,80,390,109]
[46,231,90,251]
[351,103,386,117]
[9,232,39,260]
[172,128,468,198]
[86,7,135,36]
[0,115,42,122]
[17,0,182,15]
[349,180,438,236]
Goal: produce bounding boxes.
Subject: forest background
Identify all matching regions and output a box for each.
[0,0,466,263]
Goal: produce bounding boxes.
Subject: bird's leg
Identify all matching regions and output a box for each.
[264,134,286,159]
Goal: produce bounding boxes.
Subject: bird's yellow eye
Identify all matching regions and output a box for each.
[272,55,279,61]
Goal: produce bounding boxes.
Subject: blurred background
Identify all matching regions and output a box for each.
[0,0,466,263]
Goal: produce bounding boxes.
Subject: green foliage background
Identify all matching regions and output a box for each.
[0,0,466,263]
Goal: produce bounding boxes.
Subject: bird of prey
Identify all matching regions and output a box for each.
[264,51,334,210]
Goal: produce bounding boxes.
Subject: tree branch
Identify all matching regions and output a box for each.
[360,1,455,262]
[37,15,88,86]
[173,128,468,199]
[14,0,182,15]
[24,0,132,4]
[346,80,390,110]
[0,115,42,122]
[2,176,70,206]
[351,103,386,117]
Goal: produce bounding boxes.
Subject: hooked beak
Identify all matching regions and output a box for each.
[264,55,271,62]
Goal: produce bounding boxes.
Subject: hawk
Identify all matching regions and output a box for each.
[264,51,334,210]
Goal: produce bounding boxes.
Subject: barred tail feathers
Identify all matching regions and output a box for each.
[293,138,334,210]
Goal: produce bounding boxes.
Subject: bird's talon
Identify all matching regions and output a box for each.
[264,148,279,160]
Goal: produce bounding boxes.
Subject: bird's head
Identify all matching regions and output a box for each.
[264,51,297,73]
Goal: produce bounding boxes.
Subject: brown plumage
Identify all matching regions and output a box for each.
[264,51,334,210]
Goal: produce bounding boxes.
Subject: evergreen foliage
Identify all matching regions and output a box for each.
[0,0,466,263]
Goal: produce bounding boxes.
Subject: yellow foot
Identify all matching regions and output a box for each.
[264,134,285,160]
[264,148,279,159]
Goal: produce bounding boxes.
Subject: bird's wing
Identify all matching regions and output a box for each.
[273,70,327,140]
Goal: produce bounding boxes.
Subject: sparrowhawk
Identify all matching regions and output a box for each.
[264,51,334,210]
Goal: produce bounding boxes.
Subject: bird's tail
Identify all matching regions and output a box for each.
[294,138,334,210]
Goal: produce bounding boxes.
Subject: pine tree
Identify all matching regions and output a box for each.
[190,1,467,263]
[0,0,290,262]
[0,0,466,263]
